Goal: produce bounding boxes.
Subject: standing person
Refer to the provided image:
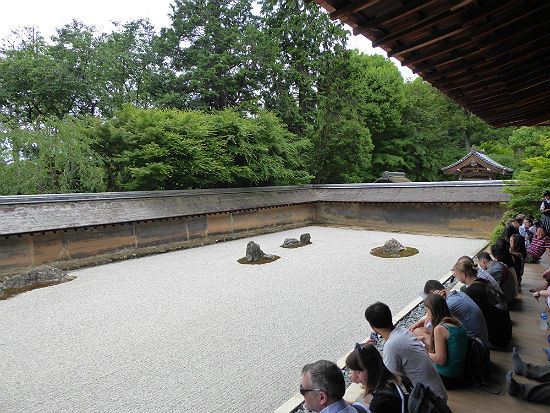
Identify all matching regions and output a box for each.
[423,294,468,387]
[409,279,489,348]
[300,360,358,413]
[540,191,550,234]
[503,217,523,241]
[345,343,409,413]
[453,256,512,348]
[510,233,526,286]
[519,217,534,248]
[364,302,447,402]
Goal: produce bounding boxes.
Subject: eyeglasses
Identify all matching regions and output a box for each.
[299,385,324,395]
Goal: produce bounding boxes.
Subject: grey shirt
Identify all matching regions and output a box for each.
[446,290,489,347]
[383,327,448,402]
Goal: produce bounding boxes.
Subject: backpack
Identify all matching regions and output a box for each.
[464,336,491,385]
[464,336,502,394]
[407,382,453,413]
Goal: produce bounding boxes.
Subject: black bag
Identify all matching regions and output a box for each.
[463,336,502,394]
[407,382,453,413]
[464,336,491,385]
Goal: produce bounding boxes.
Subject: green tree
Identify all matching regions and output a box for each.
[259,0,349,135]
[95,19,162,115]
[89,106,311,191]
[0,117,106,194]
[157,0,264,112]
[310,50,373,183]
[504,135,550,214]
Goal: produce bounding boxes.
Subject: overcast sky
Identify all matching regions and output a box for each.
[0,0,415,80]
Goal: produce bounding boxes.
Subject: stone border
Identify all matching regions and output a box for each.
[274,241,489,413]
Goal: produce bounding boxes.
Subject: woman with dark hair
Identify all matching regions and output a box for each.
[423,294,468,387]
[510,233,526,286]
[345,343,408,413]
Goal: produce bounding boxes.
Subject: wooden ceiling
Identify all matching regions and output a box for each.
[307,0,550,128]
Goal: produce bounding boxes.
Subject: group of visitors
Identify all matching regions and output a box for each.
[298,192,550,412]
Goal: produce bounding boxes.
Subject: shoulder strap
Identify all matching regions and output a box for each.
[352,404,370,413]
[501,264,508,282]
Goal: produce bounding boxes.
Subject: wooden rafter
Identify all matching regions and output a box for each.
[311,0,550,127]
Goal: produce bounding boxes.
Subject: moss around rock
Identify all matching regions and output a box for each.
[370,246,419,258]
[237,255,281,265]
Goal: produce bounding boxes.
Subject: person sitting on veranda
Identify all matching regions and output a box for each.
[422,294,468,388]
[526,226,550,263]
[364,302,447,402]
[409,279,489,348]
[477,247,517,302]
[346,343,411,413]
[453,256,512,349]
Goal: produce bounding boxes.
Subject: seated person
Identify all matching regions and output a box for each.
[476,250,516,303]
[346,343,410,413]
[365,302,447,401]
[410,280,489,348]
[423,294,468,387]
[300,359,358,413]
[491,239,519,301]
[503,216,522,241]
[453,256,512,348]
[526,227,550,263]
[507,348,550,405]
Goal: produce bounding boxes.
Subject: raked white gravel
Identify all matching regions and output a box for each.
[0,226,486,413]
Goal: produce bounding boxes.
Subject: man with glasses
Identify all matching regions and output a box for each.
[300,360,358,413]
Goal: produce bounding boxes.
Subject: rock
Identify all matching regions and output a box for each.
[382,238,405,254]
[263,254,275,260]
[299,233,311,244]
[246,241,263,262]
[0,266,69,291]
[282,238,300,248]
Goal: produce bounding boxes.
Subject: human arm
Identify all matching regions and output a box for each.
[428,325,449,365]
[533,289,550,300]
[408,316,428,332]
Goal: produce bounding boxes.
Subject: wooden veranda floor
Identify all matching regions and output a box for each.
[447,255,550,413]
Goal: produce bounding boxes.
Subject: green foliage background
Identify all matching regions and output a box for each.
[0,0,548,199]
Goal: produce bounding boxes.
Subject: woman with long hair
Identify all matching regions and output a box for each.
[423,294,468,387]
[345,343,408,413]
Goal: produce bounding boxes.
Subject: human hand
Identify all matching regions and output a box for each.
[534,291,542,300]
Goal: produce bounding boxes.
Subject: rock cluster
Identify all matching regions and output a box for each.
[382,238,405,254]
[281,233,311,248]
[282,238,300,248]
[0,266,69,293]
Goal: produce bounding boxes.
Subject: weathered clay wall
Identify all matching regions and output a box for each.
[314,202,505,238]
[0,181,510,277]
[0,205,315,277]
